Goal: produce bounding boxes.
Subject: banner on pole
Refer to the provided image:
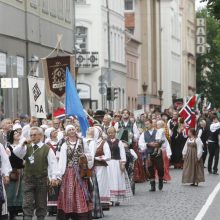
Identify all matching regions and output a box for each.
[41,55,75,100]
[28,77,46,118]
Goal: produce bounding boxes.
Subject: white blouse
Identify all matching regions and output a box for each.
[58,138,93,179]
[89,139,111,162]
[182,137,203,160]
[0,143,12,177]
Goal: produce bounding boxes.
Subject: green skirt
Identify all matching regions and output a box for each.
[5,177,23,209]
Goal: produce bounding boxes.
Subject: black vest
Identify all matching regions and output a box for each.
[144,130,157,154]
[144,130,157,143]
[108,139,121,160]
[209,128,220,143]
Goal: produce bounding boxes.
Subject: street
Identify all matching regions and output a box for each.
[17,165,220,220]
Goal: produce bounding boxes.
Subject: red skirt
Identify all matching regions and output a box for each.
[57,167,93,214]
[133,143,146,183]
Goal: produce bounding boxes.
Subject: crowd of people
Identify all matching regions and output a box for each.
[0,106,219,220]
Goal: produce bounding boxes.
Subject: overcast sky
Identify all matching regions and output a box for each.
[196,0,207,9]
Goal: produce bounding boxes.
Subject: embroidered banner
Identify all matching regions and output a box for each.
[41,55,75,100]
[28,76,46,118]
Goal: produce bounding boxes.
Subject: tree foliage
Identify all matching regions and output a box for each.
[196,9,220,107]
[201,0,220,20]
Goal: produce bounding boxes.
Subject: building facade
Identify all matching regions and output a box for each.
[76,0,126,111]
[138,0,162,111]
[124,0,141,111]
[180,0,196,98]
[0,0,74,117]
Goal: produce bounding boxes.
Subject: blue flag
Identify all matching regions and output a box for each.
[65,67,89,137]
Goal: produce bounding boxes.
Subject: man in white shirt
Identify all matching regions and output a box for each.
[13,127,57,220]
[139,119,164,192]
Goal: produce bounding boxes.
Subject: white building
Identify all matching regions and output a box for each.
[75,0,126,111]
[160,0,183,108]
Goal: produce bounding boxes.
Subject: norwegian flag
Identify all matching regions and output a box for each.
[53,107,65,120]
[179,95,196,129]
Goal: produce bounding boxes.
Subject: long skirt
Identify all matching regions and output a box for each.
[47,185,60,215]
[5,173,23,213]
[182,147,205,184]
[91,172,104,219]
[57,167,93,215]
[107,160,126,202]
[133,143,146,182]
[95,166,110,204]
[162,149,171,181]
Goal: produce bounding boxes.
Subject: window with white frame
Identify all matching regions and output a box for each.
[125,0,134,11]
[50,0,57,17]
[0,52,6,76]
[42,0,49,14]
[76,26,88,52]
[58,0,64,19]
[65,0,71,22]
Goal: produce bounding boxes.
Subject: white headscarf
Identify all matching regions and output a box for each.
[45,127,56,139]
[93,126,103,142]
[65,125,76,133]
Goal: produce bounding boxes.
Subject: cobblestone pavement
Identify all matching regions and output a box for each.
[17,166,220,220]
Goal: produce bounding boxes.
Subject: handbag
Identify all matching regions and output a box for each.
[79,155,93,179]
[9,169,19,181]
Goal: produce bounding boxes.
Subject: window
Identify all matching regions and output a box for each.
[76,26,88,52]
[125,0,133,11]
[42,0,49,14]
[65,0,71,22]
[58,0,64,19]
[0,52,6,76]
[30,0,38,8]
[76,0,86,4]
[50,0,57,17]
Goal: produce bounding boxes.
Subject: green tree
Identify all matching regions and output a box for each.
[201,0,220,20]
[196,9,220,107]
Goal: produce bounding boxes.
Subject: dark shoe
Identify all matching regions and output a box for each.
[159,179,163,190]
[213,172,219,175]
[208,170,213,174]
[149,181,156,192]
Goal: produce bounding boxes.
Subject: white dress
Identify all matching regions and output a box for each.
[107,140,127,202]
[89,139,111,204]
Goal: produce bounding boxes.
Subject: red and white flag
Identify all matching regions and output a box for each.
[179,95,196,129]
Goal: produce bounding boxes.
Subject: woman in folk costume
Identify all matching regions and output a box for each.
[5,129,24,220]
[44,127,59,216]
[182,128,205,186]
[170,118,187,169]
[133,115,146,183]
[120,129,137,195]
[57,125,93,220]
[156,120,172,182]
[89,126,111,211]
[107,127,127,205]
[86,127,104,219]
[0,143,12,219]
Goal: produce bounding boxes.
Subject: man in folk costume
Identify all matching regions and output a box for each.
[13,127,57,220]
[139,119,164,191]
[207,115,220,174]
[0,143,12,219]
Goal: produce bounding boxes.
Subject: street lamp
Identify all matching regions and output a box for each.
[158,89,163,112]
[142,82,148,112]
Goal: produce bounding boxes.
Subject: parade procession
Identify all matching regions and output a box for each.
[1,0,220,220]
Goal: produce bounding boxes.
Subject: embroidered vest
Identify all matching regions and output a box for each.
[107,139,121,160]
[94,141,108,167]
